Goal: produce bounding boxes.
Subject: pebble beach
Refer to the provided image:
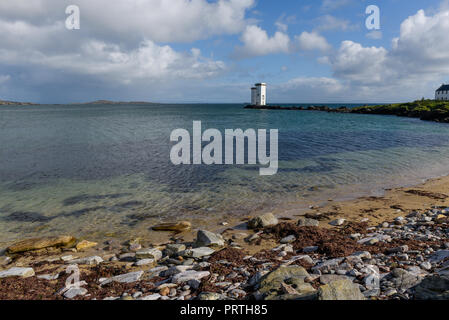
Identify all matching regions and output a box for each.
[2,175,449,300]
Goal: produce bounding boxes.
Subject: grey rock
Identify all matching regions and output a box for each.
[0,267,35,278]
[134,259,155,266]
[140,294,161,300]
[329,219,346,226]
[312,258,344,273]
[351,251,372,260]
[136,248,162,261]
[280,235,296,244]
[384,288,397,297]
[414,275,449,300]
[193,262,211,270]
[391,268,422,291]
[164,244,187,257]
[429,250,449,263]
[181,247,215,258]
[297,218,319,227]
[248,213,279,229]
[198,292,222,300]
[303,246,319,253]
[119,252,136,262]
[37,273,60,280]
[358,234,391,245]
[129,243,142,251]
[319,274,350,285]
[195,230,225,248]
[64,287,87,299]
[71,256,103,265]
[245,233,261,243]
[249,271,267,287]
[363,288,380,298]
[161,265,193,277]
[318,279,365,300]
[172,270,210,284]
[258,266,316,300]
[387,245,409,254]
[101,271,144,285]
[187,279,201,290]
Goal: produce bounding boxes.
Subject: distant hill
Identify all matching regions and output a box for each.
[0,99,38,106]
[78,100,159,105]
[1,99,159,106]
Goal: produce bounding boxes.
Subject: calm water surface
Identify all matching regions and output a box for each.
[1,103,449,244]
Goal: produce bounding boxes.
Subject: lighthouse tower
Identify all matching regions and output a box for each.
[251,87,257,105]
[250,83,267,106]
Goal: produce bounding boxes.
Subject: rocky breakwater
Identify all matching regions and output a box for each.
[245,100,449,124]
[2,207,449,300]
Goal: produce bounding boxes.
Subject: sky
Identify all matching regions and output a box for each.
[1,0,449,104]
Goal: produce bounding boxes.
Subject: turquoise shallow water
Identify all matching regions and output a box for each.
[2,103,449,245]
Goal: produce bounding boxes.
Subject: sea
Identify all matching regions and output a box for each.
[2,103,449,245]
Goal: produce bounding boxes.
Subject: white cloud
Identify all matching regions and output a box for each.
[330,41,388,84]
[234,25,290,58]
[278,7,449,103]
[0,0,237,86]
[390,9,449,75]
[0,39,226,84]
[295,31,331,52]
[0,0,255,44]
[327,8,449,87]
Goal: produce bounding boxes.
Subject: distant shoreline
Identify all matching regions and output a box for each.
[0,99,159,106]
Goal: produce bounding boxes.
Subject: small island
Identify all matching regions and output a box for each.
[245,100,449,123]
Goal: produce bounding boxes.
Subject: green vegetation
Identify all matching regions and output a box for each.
[351,100,449,123]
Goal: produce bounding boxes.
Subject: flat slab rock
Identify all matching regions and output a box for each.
[181,247,215,258]
[430,250,449,263]
[101,271,144,285]
[70,256,103,265]
[171,270,210,284]
[139,294,161,300]
[6,236,76,254]
[0,267,35,278]
[64,287,88,299]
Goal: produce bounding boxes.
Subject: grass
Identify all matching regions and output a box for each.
[351,100,449,122]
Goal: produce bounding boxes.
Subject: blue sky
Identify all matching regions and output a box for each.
[1,0,449,103]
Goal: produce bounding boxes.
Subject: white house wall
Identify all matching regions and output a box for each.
[436,90,449,100]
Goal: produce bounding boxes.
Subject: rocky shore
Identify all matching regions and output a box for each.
[245,100,449,123]
[2,206,449,301]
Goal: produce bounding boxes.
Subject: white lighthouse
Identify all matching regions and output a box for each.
[250,83,267,106]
